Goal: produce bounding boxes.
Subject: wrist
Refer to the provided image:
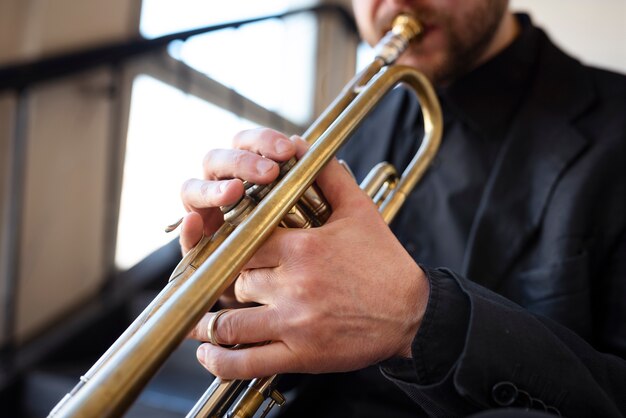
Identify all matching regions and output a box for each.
[397,264,430,358]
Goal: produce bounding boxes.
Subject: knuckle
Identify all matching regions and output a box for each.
[199,181,210,200]
[200,182,220,207]
[217,312,236,344]
[231,129,251,148]
[180,178,195,197]
[285,271,314,301]
[257,127,277,144]
[289,269,323,304]
[298,313,316,331]
[290,232,319,257]
[196,325,208,341]
[202,149,216,168]
[288,309,317,334]
[202,149,223,180]
[290,233,310,255]
[189,323,200,340]
[204,350,223,375]
[188,325,197,340]
[260,270,275,289]
[190,314,209,340]
[232,150,247,168]
[234,272,250,299]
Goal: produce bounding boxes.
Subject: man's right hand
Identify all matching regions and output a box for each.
[183,126,429,379]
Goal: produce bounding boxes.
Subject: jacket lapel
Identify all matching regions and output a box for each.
[462,37,595,288]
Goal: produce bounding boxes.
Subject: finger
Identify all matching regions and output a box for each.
[234,268,280,305]
[203,149,279,184]
[197,341,296,380]
[290,135,309,159]
[179,212,204,254]
[190,305,279,346]
[290,136,367,214]
[233,128,296,161]
[316,157,370,216]
[243,227,297,270]
[181,178,244,210]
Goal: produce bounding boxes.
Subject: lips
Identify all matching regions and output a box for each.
[378,13,436,42]
[419,23,437,39]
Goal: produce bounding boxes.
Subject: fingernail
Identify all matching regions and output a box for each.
[275,139,292,154]
[257,158,275,174]
[218,181,229,194]
[197,345,207,363]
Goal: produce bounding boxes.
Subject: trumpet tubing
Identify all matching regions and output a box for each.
[49,13,442,418]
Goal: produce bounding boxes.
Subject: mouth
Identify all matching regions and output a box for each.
[380,16,436,43]
[417,23,434,37]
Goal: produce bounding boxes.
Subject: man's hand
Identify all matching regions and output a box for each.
[183,128,430,380]
[179,128,297,254]
[179,128,297,307]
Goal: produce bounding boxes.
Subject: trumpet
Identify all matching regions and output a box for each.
[48,13,442,418]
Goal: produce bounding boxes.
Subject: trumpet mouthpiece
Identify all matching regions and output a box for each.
[375,14,423,64]
[392,14,423,42]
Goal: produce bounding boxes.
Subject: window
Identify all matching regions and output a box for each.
[115,2,318,269]
[356,41,376,72]
[116,76,256,269]
[141,0,316,125]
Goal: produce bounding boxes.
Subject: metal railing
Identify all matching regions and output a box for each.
[0,4,355,92]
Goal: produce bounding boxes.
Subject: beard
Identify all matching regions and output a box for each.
[378,0,510,85]
[434,0,509,84]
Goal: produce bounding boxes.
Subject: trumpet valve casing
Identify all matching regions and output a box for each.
[375,14,422,64]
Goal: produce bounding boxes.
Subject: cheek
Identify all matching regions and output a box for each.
[356,20,377,46]
[353,0,381,46]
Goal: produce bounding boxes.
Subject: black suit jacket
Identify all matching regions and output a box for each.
[339,23,626,417]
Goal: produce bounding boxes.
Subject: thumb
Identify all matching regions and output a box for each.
[290,136,371,216]
[316,157,371,214]
[180,212,204,254]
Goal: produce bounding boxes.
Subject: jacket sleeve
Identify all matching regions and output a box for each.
[380,266,626,418]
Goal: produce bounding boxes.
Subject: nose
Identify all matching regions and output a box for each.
[385,0,417,6]
[382,0,422,15]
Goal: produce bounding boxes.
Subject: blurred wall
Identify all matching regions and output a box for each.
[0,0,140,64]
[0,0,140,346]
[511,0,626,74]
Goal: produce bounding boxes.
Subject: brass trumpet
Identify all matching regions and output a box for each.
[48,14,442,418]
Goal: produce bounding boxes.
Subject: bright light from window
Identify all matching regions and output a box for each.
[356,41,376,72]
[174,17,315,124]
[115,75,256,269]
[117,1,319,269]
[140,0,297,38]
[140,1,316,125]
